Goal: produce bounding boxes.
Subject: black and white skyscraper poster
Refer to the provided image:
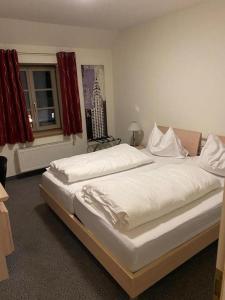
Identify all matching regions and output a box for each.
[81,65,108,140]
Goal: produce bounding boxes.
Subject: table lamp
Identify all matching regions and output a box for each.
[128,121,141,146]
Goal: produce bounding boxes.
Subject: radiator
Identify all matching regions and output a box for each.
[17,142,75,173]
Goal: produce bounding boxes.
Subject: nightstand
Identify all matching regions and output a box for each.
[134,145,145,150]
[0,184,14,281]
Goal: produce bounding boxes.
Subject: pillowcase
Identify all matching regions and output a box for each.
[199,134,225,177]
[147,123,189,158]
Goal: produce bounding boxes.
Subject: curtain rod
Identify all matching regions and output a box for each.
[18,52,56,56]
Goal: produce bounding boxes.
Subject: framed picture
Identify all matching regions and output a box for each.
[81,65,108,140]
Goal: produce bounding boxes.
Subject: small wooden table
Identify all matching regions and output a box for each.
[0,184,14,282]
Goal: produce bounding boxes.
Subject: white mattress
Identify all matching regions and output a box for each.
[74,188,222,272]
[42,152,224,272]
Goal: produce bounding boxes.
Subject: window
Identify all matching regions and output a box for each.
[20,66,61,132]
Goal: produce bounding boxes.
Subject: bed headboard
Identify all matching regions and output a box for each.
[158,126,202,156]
[219,136,225,144]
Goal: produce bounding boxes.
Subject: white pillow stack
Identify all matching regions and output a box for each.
[147,123,189,158]
[199,134,225,177]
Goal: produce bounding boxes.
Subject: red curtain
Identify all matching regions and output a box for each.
[56,52,82,136]
[0,49,34,146]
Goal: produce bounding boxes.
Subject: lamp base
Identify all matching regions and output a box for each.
[130,131,136,147]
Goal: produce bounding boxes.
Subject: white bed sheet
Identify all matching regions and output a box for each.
[41,153,224,272]
[42,153,191,214]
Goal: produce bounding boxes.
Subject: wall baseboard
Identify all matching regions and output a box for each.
[6,168,46,181]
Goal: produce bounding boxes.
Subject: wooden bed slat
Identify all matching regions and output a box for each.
[133,222,219,296]
[219,136,225,144]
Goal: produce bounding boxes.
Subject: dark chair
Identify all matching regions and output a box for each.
[0,156,7,187]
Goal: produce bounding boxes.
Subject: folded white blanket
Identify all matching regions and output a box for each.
[76,164,221,231]
[49,144,152,183]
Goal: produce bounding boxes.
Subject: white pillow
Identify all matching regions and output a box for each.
[199,134,225,177]
[147,123,189,158]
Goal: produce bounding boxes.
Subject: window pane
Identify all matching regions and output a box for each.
[33,71,52,89]
[24,91,30,110]
[38,109,56,126]
[36,90,54,108]
[20,71,28,90]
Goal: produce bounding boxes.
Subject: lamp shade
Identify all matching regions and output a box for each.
[128,121,141,132]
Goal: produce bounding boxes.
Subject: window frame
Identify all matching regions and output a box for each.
[20,65,61,132]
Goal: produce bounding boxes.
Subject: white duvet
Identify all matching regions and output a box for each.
[76,164,221,231]
[49,144,152,184]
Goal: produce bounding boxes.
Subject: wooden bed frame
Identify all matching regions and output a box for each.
[39,127,222,299]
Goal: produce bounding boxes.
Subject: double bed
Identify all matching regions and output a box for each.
[40,127,225,299]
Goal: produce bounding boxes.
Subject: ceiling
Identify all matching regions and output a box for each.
[0,0,206,30]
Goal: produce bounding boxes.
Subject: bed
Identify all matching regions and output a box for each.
[40,127,224,299]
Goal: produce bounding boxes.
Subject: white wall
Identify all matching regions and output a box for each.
[113,0,225,144]
[0,19,116,176]
[0,18,117,48]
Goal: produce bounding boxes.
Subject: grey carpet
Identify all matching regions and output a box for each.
[0,174,217,300]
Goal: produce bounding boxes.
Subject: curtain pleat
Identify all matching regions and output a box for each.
[56,52,82,136]
[0,49,34,146]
